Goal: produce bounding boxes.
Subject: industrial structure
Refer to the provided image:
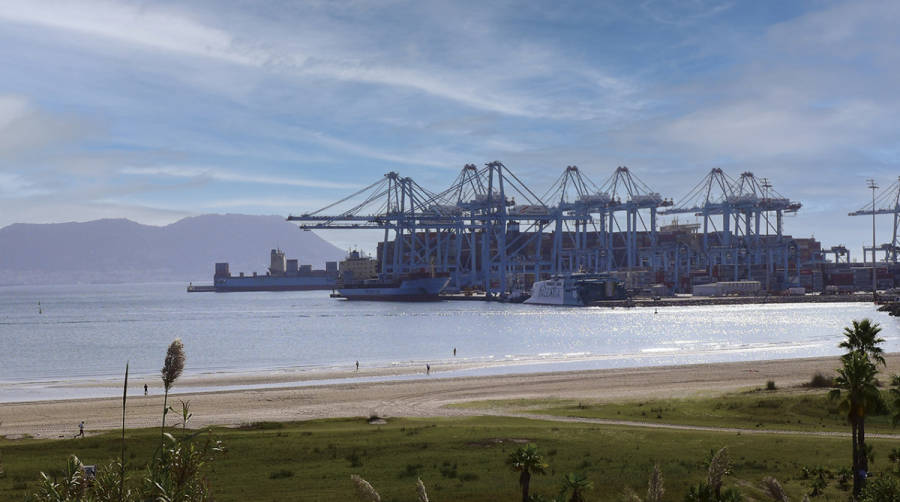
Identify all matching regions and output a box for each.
[287,162,896,295]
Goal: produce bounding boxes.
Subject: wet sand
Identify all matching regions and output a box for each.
[4,353,897,440]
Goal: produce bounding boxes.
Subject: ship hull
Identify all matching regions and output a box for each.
[214,275,337,292]
[338,275,449,301]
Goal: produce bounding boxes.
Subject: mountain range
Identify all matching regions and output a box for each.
[0,214,345,285]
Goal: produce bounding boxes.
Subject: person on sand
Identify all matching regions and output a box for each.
[453,347,456,357]
[356,360,359,372]
[426,363,430,375]
[75,421,85,438]
[144,384,148,396]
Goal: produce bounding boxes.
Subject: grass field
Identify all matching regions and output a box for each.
[2,413,899,501]
[452,386,900,434]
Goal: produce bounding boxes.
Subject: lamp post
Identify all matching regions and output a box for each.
[868,179,878,298]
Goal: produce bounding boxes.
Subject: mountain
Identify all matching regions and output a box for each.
[0,214,345,285]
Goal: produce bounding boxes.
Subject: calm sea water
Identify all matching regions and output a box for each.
[1,283,898,400]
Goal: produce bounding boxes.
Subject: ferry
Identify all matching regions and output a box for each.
[524,273,627,306]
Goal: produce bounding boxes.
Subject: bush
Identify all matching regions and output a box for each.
[808,372,834,388]
[765,380,777,391]
[269,469,294,479]
[238,421,283,430]
[860,475,900,502]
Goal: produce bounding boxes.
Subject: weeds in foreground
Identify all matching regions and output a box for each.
[26,339,223,502]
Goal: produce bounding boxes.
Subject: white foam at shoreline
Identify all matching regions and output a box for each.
[0,341,831,404]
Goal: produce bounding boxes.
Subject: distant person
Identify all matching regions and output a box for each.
[355,360,359,372]
[75,421,85,438]
[453,347,456,357]
[426,364,430,375]
[144,384,148,396]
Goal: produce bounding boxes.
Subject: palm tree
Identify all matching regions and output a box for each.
[506,444,548,502]
[840,319,886,366]
[558,472,593,502]
[830,350,886,496]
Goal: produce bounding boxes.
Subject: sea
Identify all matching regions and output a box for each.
[1,282,898,403]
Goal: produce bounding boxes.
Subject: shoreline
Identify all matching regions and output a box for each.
[5,352,899,440]
[0,336,847,404]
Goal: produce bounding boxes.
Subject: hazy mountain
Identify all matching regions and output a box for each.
[0,214,345,285]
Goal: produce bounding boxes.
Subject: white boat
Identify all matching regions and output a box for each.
[524,274,627,306]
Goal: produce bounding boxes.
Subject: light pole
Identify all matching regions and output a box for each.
[868,178,878,297]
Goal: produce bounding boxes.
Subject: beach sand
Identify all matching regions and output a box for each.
[4,353,899,440]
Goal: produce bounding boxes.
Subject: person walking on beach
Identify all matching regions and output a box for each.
[75,421,85,438]
[356,360,359,372]
[453,347,456,357]
[144,384,148,396]
[426,364,430,375]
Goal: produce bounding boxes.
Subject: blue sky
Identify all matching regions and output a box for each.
[1,0,898,254]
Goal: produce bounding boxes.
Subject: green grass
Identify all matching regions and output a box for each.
[452,387,900,433]
[2,415,899,501]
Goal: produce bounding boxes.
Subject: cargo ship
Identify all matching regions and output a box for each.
[189,249,379,292]
[524,273,627,306]
[336,272,450,301]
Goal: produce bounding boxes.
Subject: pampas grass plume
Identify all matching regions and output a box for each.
[647,464,664,502]
[761,476,788,502]
[351,474,381,502]
[416,477,429,502]
[707,447,731,494]
[161,339,185,391]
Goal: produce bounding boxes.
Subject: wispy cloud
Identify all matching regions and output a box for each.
[0,1,261,65]
[0,172,50,197]
[0,0,636,120]
[640,0,734,26]
[0,94,86,155]
[0,0,895,253]
[120,166,361,190]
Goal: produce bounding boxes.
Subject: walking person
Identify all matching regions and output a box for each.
[426,363,430,375]
[453,347,456,357]
[144,384,148,396]
[75,421,85,438]
[356,360,359,372]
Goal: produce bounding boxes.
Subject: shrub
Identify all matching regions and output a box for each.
[765,380,776,391]
[238,421,283,430]
[269,469,294,479]
[860,475,900,502]
[808,372,834,388]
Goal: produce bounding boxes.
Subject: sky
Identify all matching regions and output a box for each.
[1,0,899,254]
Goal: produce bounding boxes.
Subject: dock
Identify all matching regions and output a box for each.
[187,284,216,293]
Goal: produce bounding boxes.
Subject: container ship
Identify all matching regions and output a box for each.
[336,272,450,301]
[189,249,378,292]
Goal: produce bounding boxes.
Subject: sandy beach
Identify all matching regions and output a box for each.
[4,353,899,440]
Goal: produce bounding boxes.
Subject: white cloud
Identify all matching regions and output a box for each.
[0,198,193,228]
[660,97,884,158]
[0,0,262,65]
[199,197,339,211]
[640,0,734,26]
[0,0,636,120]
[643,0,900,163]
[120,166,360,190]
[0,94,86,155]
[0,172,50,197]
